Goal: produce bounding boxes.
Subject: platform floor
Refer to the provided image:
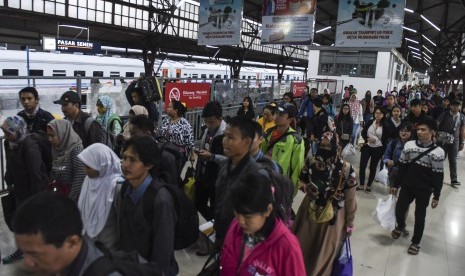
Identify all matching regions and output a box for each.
[1,150,465,276]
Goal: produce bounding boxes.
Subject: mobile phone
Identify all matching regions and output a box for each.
[193,148,201,154]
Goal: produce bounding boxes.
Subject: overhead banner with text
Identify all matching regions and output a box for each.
[164,83,211,109]
[198,0,243,45]
[261,0,317,45]
[335,0,405,48]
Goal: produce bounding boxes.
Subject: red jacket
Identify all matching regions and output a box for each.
[220,219,306,276]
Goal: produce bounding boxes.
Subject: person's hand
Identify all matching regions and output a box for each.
[346,222,354,237]
[310,135,315,142]
[189,152,197,162]
[431,198,439,209]
[297,180,307,192]
[386,160,394,167]
[367,137,376,144]
[389,187,398,196]
[198,149,212,160]
[460,143,464,151]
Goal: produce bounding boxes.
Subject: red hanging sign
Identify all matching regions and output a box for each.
[292,82,307,97]
[164,83,211,109]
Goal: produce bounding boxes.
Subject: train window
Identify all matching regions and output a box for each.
[126,72,135,77]
[93,71,104,77]
[3,69,19,76]
[74,70,86,77]
[192,74,198,78]
[110,71,120,77]
[242,76,246,79]
[29,70,43,76]
[209,74,214,78]
[140,72,146,77]
[224,75,227,79]
[248,76,251,79]
[53,70,66,77]
[201,74,207,78]
[216,74,221,79]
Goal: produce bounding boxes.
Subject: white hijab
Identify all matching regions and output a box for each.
[77,143,121,238]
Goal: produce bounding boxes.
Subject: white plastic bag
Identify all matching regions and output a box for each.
[372,195,397,231]
[375,167,388,185]
[341,143,356,163]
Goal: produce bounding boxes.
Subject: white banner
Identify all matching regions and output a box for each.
[335,0,405,48]
[198,0,243,45]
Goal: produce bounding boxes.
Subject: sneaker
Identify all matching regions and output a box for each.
[2,249,23,264]
[451,181,461,187]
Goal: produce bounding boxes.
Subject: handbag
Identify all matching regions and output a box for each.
[308,162,346,224]
[48,179,71,197]
[436,131,454,145]
[332,237,353,276]
[183,162,196,203]
[1,191,16,231]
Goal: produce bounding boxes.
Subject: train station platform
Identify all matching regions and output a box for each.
[1,150,464,275]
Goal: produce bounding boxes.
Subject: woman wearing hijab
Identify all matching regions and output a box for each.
[47,119,86,202]
[293,132,357,275]
[1,116,52,264]
[115,105,149,156]
[96,95,123,136]
[78,143,121,250]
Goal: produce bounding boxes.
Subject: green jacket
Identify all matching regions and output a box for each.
[261,127,305,195]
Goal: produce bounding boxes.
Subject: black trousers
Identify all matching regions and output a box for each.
[359,146,384,187]
[395,187,432,245]
[195,180,216,221]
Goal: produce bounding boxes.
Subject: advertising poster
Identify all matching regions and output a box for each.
[198,0,243,45]
[335,0,405,48]
[292,82,307,97]
[261,0,317,45]
[164,83,211,109]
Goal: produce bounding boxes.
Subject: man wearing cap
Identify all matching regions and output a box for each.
[17,87,54,134]
[436,99,465,187]
[54,91,102,148]
[261,103,305,195]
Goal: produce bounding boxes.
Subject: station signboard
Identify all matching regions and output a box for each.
[164,83,211,109]
[261,0,316,45]
[198,0,243,45]
[335,0,405,48]
[55,38,101,53]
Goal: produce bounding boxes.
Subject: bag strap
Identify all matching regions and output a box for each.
[409,145,437,165]
[236,237,247,276]
[331,162,347,201]
[266,130,296,153]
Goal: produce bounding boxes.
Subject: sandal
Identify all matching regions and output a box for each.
[408,243,420,255]
[391,228,402,239]
[356,186,364,191]
[365,188,372,194]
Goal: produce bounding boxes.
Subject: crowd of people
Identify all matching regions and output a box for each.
[0,81,462,275]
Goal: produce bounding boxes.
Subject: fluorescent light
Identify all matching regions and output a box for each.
[206,45,219,49]
[446,69,449,72]
[404,8,414,13]
[421,15,441,31]
[462,60,465,64]
[412,55,421,60]
[453,65,457,69]
[422,45,434,55]
[408,45,420,52]
[423,52,432,60]
[316,26,331,33]
[313,43,321,46]
[422,34,437,46]
[403,26,417,33]
[405,37,419,44]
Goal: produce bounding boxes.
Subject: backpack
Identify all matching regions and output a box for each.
[82,242,162,276]
[155,136,184,186]
[138,76,163,102]
[84,116,117,150]
[259,162,295,228]
[141,181,199,250]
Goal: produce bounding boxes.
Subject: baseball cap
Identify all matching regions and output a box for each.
[277,103,297,118]
[53,91,81,105]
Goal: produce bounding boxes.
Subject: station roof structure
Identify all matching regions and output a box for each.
[1,0,464,82]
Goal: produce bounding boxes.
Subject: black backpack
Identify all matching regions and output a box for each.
[155,136,184,186]
[142,182,199,250]
[255,159,294,228]
[84,116,116,150]
[82,242,162,276]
